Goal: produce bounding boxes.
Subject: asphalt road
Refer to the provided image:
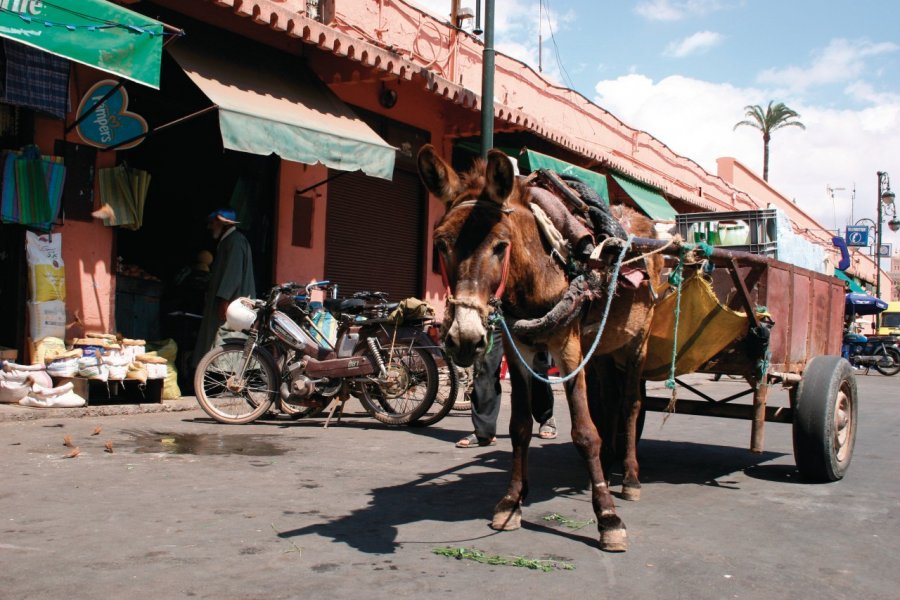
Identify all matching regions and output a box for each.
[1,372,898,599]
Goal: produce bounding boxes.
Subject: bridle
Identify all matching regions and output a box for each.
[436,199,514,321]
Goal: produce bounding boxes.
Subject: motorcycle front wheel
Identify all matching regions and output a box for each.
[194,343,277,424]
[357,345,438,426]
[874,346,900,376]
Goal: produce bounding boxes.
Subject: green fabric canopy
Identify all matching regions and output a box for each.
[168,37,395,180]
[518,149,609,204]
[834,269,865,293]
[0,0,164,88]
[609,173,678,221]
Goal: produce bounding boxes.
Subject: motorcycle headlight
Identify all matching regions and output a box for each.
[225,298,257,331]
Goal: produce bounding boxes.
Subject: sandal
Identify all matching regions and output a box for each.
[538,417,558,439]
[455,433,497,448]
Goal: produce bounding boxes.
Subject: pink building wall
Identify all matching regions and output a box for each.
[329,0,751,212]
[33,66,117,340]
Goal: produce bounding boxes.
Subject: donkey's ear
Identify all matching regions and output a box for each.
[484,149,516,205]
[417,144,460,208]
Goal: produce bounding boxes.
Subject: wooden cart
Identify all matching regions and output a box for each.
[623,237,855,483]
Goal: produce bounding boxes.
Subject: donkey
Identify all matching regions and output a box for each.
[418,145,662,552]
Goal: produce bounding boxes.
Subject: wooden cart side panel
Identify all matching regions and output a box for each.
[788,267,813,365]
[761,266,792,366]
[721,263,844,371]
[825,276,845,356]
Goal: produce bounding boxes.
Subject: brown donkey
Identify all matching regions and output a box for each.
[418,145,662,552]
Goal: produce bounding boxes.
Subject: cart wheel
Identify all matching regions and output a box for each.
[792,356,857,482]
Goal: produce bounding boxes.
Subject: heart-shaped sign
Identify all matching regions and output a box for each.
[75,80,149,150]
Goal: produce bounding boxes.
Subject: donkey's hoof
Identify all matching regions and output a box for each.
[621,484,641,502]
[598,515,627,552]
[491,507,522,531]
[599,528,628,552]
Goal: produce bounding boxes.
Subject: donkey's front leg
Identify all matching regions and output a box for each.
[491,358,534,531]
[561,340,628,552]
[621,334,652,502]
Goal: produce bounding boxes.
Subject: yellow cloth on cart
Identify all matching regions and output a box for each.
[643,273,749,381]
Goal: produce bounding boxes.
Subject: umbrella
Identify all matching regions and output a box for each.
[845,293,888,316]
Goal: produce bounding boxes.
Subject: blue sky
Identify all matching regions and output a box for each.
[414,0,900,257]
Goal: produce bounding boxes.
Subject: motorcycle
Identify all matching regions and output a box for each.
[842,292,900,376]
[841,333,900,376]
[194,281,447,425]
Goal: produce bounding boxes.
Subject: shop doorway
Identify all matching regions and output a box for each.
[112,60,276,380]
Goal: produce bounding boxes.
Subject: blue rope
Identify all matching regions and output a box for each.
[493,235,634,385]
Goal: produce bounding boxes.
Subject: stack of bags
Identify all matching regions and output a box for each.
[26,232,67,349]
[1,332,173,409]
[0,360,85,408]
[71,333,167,383]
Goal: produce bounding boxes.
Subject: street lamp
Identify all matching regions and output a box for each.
[875,171,897,328]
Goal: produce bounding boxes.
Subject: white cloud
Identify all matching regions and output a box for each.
[635,0,725,21]
[594,74,900,249]
[757,38,899,95]
[664,31,723,58]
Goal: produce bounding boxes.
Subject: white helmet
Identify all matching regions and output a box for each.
[225,298,257,331]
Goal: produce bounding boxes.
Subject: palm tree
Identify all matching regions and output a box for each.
[733,101,806,181]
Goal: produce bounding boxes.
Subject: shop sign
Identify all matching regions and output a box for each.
[75,80,148,150]
[0,0,164,88]
[845,225,869,247]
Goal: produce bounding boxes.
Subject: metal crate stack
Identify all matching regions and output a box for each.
[675,209,778,257]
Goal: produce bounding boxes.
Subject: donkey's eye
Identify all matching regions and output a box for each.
[435,239,451,256]
[492,241,509,258]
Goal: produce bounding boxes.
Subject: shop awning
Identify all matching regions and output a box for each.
[610,173,678,221]
[519,149,610,204]
[0,0,164,88]
[168,38,395,180]
[835,269,865,293]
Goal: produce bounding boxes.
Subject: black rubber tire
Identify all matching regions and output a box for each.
[357,345,438,426]
[412,352,460,427]
[194,343,277,424]
[874,346,900,376]
[792,356,857,482]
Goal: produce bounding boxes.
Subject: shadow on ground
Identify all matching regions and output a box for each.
[276,437,788,554]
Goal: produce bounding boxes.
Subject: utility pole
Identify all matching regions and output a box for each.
[480,0,495,158]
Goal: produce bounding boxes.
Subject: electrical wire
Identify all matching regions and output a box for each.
[540,0,575,90]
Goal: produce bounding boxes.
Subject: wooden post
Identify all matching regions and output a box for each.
[750,381,769,453]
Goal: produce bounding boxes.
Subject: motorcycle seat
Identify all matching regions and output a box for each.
[325,297,366,316]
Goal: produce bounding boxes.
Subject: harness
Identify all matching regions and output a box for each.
[437,199,514,317]
[437,187,641,384]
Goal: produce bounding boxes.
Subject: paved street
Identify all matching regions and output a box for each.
[1,373,898,599]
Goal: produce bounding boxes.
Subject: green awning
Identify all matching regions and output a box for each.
[0,0,164,88]
[168,37,395,180]
[455,140,521,159]
[519,149,609,204]
[834,269,865,293]
[609,173,678,221]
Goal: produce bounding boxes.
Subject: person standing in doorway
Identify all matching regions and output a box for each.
[191,208,256,369]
